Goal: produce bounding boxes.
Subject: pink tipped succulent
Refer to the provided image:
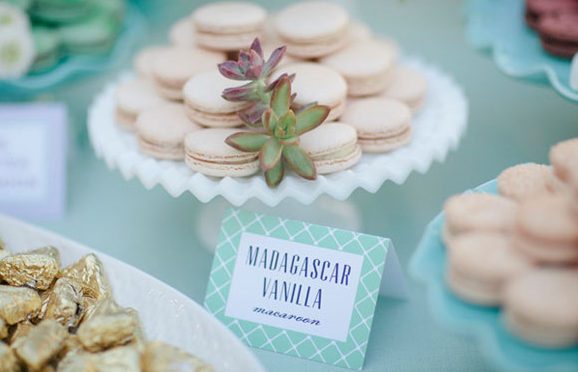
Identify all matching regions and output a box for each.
[218,38,291,127]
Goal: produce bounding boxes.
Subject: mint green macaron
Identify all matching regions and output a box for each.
[30,0,95,25]
[58,13,117,55]
[30,27,61,73]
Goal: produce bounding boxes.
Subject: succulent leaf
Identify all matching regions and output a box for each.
[250,38,264,59]
[270,76,291,117]
[295,105,330,135]
[246,49,264,79]
[217,60,247,80]
[275,111,297,139]
[226,132,269,152]
[238,102,267,126]
[262,46,286,76]
[222,82,258,102]
[262,109,278,133]
[260,138,283,171]
[265,73,295,92]
[265,161,284,187]
[283,145,316,180]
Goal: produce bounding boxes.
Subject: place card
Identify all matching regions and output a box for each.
[205,208,406,370]
[0,103,67,220]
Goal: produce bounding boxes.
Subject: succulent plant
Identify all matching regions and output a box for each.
[226,75,329,187]
[218,38,292,127]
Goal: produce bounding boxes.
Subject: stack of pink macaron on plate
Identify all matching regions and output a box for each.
[88,1,468,206]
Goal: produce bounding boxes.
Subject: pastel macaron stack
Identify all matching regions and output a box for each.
[115,78,167,129]
[119,0,432,181]
[440,137,578,349]
[192,2,267,52]
[184,128,259,177]
[183,70,248,128]
[340,98,413,153]
[273,1,350,59]
[135,103,201,160]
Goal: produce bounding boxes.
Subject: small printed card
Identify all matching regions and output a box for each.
[205,208,406,370]
[0,103,67,220]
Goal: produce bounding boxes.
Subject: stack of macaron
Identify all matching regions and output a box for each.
[525,0,578,58]
[118,1,429,180]
[441,137,578,349]
[0,0,125,78]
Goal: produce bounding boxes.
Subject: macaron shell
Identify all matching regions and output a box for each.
[497,163,553,202]
[512,233,578,263]
[274,1,349,42]
[341,97,412,140]
[321,39,396,79]
[550,138,578,183]
[116,78,166,118]
[503,268,578,347]
[192,2,266,34]
[281,29,350,59]
[135,103,201,159]
[194,30,262,52]
[133,45,171,79]
[299,122,361,174]
[184,128,259,177]
[151,47,224,97]
[183,71,248,114]
[272,63,347,121]
[515,194,578,243]
[446,266,502,306]
[169,18,196,48]
[380,65,428,110]
[443,193,519,237]
[357,126,411,153]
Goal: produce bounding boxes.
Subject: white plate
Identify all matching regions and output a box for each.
[0,214,265,372]
[88,57,468,207]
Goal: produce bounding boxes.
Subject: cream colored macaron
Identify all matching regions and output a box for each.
[185,128,259,177]
[497,163,554,202]
[192,2,267,51]
[380,65,428,111]
[321,39,397,96]
[503,267,578,348]
[150,47,224,101]
[340,97,412,153]
[115,78,166,129]
[135,103,201,160]
[550,138,578,187]
[513,194,578,264]
[183,70,248,128]
[443,193,519,247]
[169,17,196,48]
[446,232,533,306]
[271,62,347,122]
[133,45,171,79]
[274,1,350,59]
[300,122,361,174]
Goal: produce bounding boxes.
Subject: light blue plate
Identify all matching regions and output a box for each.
[0,2,145,97]
[465,0,578,103]
[409,179,578,372]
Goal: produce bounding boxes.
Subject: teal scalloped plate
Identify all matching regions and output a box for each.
[465,0,578,103]
[409,179,578,372]
[0,2,144,96]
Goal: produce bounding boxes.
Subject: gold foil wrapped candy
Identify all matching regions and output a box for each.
[43,277,84,328]
[0,246,60,290]
[0,341,20,372]
[77,298,141,352]
[12,319,68,370]
[0,319,7,340]
[61,253,112,301]
[142,341,214,372]
[0,285,41,324]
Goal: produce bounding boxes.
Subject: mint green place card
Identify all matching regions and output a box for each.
[205,208,406,370]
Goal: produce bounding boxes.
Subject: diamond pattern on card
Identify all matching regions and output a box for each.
[205,209,389,370]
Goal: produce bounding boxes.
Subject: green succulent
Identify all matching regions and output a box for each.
[226,75,330,187]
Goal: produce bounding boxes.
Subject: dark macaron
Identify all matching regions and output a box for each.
[538,12,578,58]
[525,0,578,30]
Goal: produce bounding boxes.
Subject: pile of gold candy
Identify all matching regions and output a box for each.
[0,242,212,371]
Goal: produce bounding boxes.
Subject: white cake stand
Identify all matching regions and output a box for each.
[88,57,468,208]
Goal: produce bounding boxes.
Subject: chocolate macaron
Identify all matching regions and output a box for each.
[538,13,578,58]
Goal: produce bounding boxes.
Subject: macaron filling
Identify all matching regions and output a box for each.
[138,137,185,160]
